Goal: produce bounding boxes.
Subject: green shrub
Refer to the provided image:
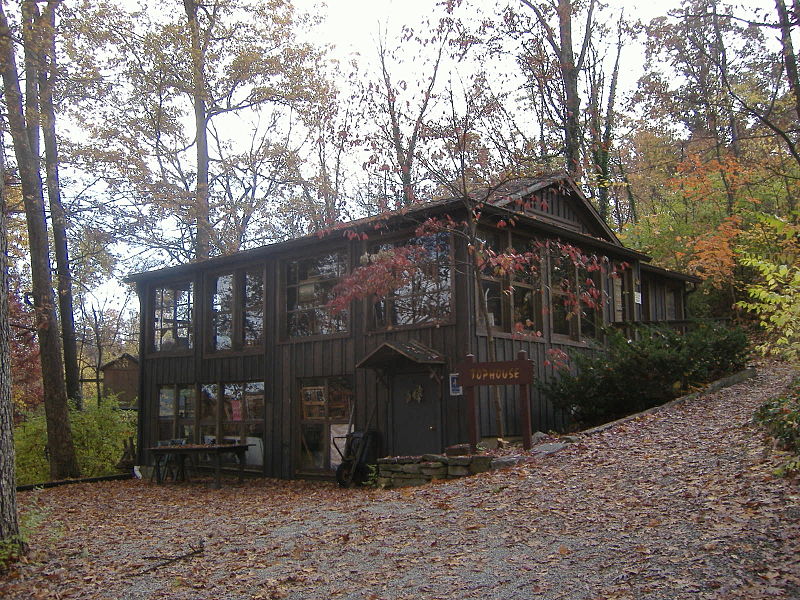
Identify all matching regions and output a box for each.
[14,398,137,486]
[755,380,800,475]
[540,322,749,428]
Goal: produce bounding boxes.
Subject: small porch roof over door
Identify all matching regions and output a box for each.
[356,340,446,370]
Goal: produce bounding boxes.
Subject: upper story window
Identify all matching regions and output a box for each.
[549,248,602,341]
[286,251,348,337]
[477,230,543,335]
[373,233,451,328]
[207,266,265,352]
[152,281,193,352]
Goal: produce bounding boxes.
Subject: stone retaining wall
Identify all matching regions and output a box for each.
[376,454,524,488]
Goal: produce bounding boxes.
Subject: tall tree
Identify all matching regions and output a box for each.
[67,0,327,263]
[0,145,21,559]
[0,3,80,479]
[28,1,82,406]
[518,0,596,178]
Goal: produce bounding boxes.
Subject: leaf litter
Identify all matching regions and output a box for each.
[1,362,799,599]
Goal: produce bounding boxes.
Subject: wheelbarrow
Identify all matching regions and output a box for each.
[334,429,379,487]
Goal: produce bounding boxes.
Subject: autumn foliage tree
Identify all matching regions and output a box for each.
[0,1,80,479]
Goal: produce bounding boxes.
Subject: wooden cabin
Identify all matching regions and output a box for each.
[100,353,140,409]
[127,173,699,479]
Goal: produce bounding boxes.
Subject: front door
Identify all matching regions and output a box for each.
[391,372,441,456]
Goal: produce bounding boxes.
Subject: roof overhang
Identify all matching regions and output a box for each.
[641,263,702,284]
[356,340,446,370]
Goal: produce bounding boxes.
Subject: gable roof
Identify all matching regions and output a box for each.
[490,172,622,245]
[100,353,140,371]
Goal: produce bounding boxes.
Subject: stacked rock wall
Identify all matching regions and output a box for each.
[375,454,524,488]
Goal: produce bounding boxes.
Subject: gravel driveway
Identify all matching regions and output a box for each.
[3,363,799,600]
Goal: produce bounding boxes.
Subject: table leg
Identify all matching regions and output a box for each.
[153,455,163,484]
[237,449,245,483]
[177,454,186,482]
[214,452,222,490]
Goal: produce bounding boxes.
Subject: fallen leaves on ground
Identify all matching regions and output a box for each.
[2,363,799,599]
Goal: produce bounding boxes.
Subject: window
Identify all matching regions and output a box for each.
[476,230,543,335]
[195,381,266,468]
[156,385,196,441]
[477,229,507,330]
[297,377,353,473]
[611,264,631,324]
[286,252,348,337]
[666,288,679,320]
[152,282,193,352]
[373,233,451,328]
[207,267,264,352]
[548,248,602,341]
[510,235,543,334]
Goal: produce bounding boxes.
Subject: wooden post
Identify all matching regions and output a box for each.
[463,354,479,451]
[518,350,532,450]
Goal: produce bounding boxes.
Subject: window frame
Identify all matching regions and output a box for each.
[155,384,197,442]
[475,229,545,338]
[204,263,266,355]
[295,376,354,475]
[547,247,603,343]
[149,280,195,355]
[193,379,267,468]
[369,231,454,331]
[283,249,350,339]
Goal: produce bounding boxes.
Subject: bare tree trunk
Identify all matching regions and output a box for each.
[556,0,582,177]
[0,4,80,480]
[776,0,800,121]
[0,145,21,553]
[38,2,82,408]
[522,0,595,178]
[184,0,211,260]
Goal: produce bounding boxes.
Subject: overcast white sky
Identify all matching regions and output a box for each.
[290,0,702,102]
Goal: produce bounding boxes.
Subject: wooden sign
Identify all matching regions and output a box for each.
[456,359,533,387]
[456,351,535,451]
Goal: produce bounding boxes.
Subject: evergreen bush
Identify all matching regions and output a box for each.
[540,322,749,428]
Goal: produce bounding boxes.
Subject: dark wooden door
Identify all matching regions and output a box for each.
[391,372,441,456]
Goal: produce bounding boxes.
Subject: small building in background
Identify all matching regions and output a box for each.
[100,354,139,409]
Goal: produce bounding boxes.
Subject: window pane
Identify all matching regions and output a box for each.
[299,423,325,470]
[244,423,264,467]
[153,282,193,351]
[223,383,244,421]
[328,378,353,421]
[177,386,195,419]
[481,280,504,328]
[286,251,348,337]
[244,382,265,420]
[381,234,451,327]
[552,296,572,336]
[176,423,194,442]
[158,387,175,418]
[612,276,625,322]
[513,285,542,332]
[302,386,326,419]
[200,384,218,422]
[211,274,234,350]
[244,269,264,345]
[199,424,217,445]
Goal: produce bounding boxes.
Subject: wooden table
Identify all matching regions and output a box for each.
[148,444,250,489]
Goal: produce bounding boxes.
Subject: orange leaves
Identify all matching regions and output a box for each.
[687,215,743,287]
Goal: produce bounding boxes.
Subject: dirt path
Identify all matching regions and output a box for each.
[3,364,799,600]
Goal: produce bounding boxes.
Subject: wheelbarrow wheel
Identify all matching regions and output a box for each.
[336,460,369,487]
